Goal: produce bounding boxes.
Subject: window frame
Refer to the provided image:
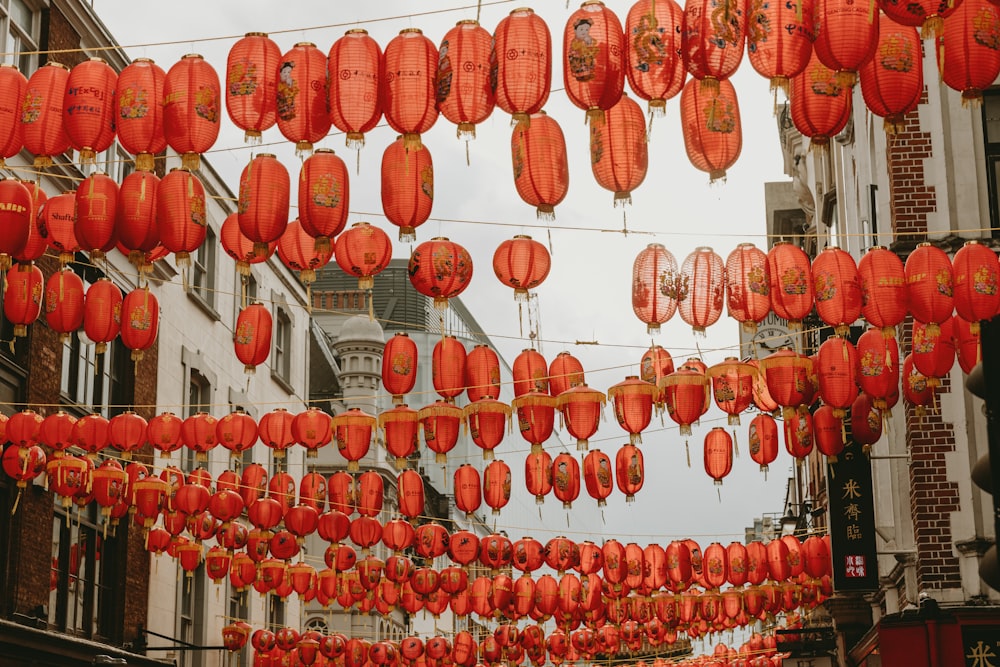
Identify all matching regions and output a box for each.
[270,304,293,393]
[0,0,41,74]
[187,226,220,320]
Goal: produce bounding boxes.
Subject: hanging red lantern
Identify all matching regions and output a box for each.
[812,0,878,86]
[21,62,71,167]
[707,357,755,425]
[234,302,272,374]
[905,242,954,333]
[513,349,548,397]
[383,332,418,404]
[0,65,26,167]
[725,242,771,333]
[812,246,862,335]
[432,335,467,401]
[381,137,433,243]
[784,408,814,459]
[333,221,393,290]
[493,235,551,301]
[326,472,355,516]
[328,29,382,149]
[912,317,956,385]
[157,167,208,266]
[859,16,922,134]
[120,287,159,362]
[495,8,551,121]
[857,328,900,412]
[216,409,258,458]
[682,0,746,87]
[90,459,127,514]
[608,375,655,443]
[583,449,613,506]
[108,411,147,460]
[858,245,909,337]
[221,212,271,276]
[379,405,419,468]
[955,315,982,374]
[552,452,581,509]
[512,391,556,454]
[419,401,464,463]
[46,455,91,509]
[816,336,858,417]
[563,1,625,124]
[660,366,709,436]
[408,237,473,310]
[484,459,511,515]
[116,58,166,172]
[511,111,569,220]
[768,242,814,329]
[356,470,384,517]
[467,344,502,402]
[277,218,333,286]
[2,444,45,489]
[952,240,999,331]
[147,411,182,458]
[590,93,647,206]
[525,450,553,504]
[549,351,586,396]
[43,192,79,265]
[631,243,680,334]
[3,262,43,338]
[334,408,376,472]
[116,171,160,267]
[813,404,845,461]
[704,428,733,486]
[63,57,117,163]
[382,28,438,150]
[640,345,674,410]
[298,471,327,511]
[275,42,330,154]
[240,464,269,509]
[465,397,511,460]
[181,412,217,462]
[625,0,686,114]
[298,149,349,253]
[879,0,959,37]
[679,247,725,334]
[746,0,813,93]
[557,384,605,451]
[44,268,85,341]
[237,153,289,254]
[225,32,279,143]
[259,408,295,459]
[454,464,483,518]
[39,410,76,455]
[12,181,46,265]
[75,172,119,258]
[163,54,220,170]
[616,443,645,501]
[903,352,935,416]
[790,52,852,148]
[436,20,495,140]
[937,0,1000,104]
[851,392,884,448]
[760,348,813,418]
[680,77,742,181]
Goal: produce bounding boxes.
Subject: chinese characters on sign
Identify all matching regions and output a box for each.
[827,436,879,591]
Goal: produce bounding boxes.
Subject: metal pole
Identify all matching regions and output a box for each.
[982,318,1000,544]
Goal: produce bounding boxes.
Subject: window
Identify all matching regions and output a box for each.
[0,0,40,74]
[233,270,258,325]
[982,90,1000,239]
[272,306,292,389]
[176,561,207,667]
[227,581,249,664]
[189,226,218,315]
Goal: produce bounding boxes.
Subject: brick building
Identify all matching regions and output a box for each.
[766,39,1000,666]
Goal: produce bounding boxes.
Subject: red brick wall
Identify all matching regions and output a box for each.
[887,89,936,246]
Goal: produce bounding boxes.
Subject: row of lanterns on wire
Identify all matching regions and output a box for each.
[4,0,1000,205]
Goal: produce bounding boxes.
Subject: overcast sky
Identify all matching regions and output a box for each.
[95,0,792,546]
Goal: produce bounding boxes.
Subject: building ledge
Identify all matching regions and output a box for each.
[0,618,172,666]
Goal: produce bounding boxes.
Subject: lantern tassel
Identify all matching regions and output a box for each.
[732,430,739,458]
[368,289,374,321]
[10,488,21,515]
[685,439,691,467]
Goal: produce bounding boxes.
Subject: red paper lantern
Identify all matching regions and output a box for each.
[525,450,553,504]
[625,0,686,114]
[381,136,433,243]
[163,54,220,170]
[43,192,79,265]
[768,241,814,328]
[398,469,425,520]
[495,8,551,121]
[356,471,384,518]
[851,392,884,448]
[44,268,84,340]
[464,397,511,460]
[511,111,569,220]
[856,328,900,411]
[378,405,418,468]
[454,464,483,518]
[760,348,814,418]
[513,348,548,397]
[557,384,606,451]
[221,212,272,276]
[382,28,439,150]
[707,357,755,425]
[903,352,934,415]
[259,408,295,459]
[383,332,418,404]
[409,237,473,310]
[608,375,655,443]
[682,0,747,86]
[0,65,26,166]
[148,412,183,458]
[225,32,280,142]
[955,315,982,374]
[216,410,258,457]
[275,42,330,154]
[552,451,581,509]
[333,221,393,290]
[952,240,1000,329]
[237,153,289,252]
[436,20,495,140]
[181,412,218,462]
[328,29,382,148]
[590,93,647,206]
[563,1,626,124]
[858,245,909,336]
[74,413,111,458]
[2,444,45,489]
[493,235,551,301]
[549,351,585,397]
[704,428,733,485]
[879,0,960,36]
[484,459,512,515]
[511,392,556,453]
[679,246,725,334]
[234,302,273,374]
[859,16,922,134]
[7,409,42,448]
[631,243,680,334]
[21,62,71,167]
[116,171,160,265]
[906,242,954,332]
[816,336,859,417]
[157,167,207,265]
[120,287,159,361]
[812,0,878,86]
[63,57,117,163]
[616,443,645,501]
[660,366,709,436]
[116,58,167,172]
[334,408,375,472]
[90,459,127,513]
[790,52,852,148]
[813,404,845,460]
[278,219,333,286]
[38,410,76,455]
[812,246,862,334]
[912,317,956,384]
[3,262,43,338]
[419,401,464,463]
[784,408,814,459]
[746,0,813,92]
[12,181,46,264]
[725,242,771,332]
[432,335,467,401]
[298,149,349,252]
[75,172,119,258]
[937,0,1000,104]
[748,414,778,473]
[679,77,742,181]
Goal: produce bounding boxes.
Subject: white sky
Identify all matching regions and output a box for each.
[95,0,791,546]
